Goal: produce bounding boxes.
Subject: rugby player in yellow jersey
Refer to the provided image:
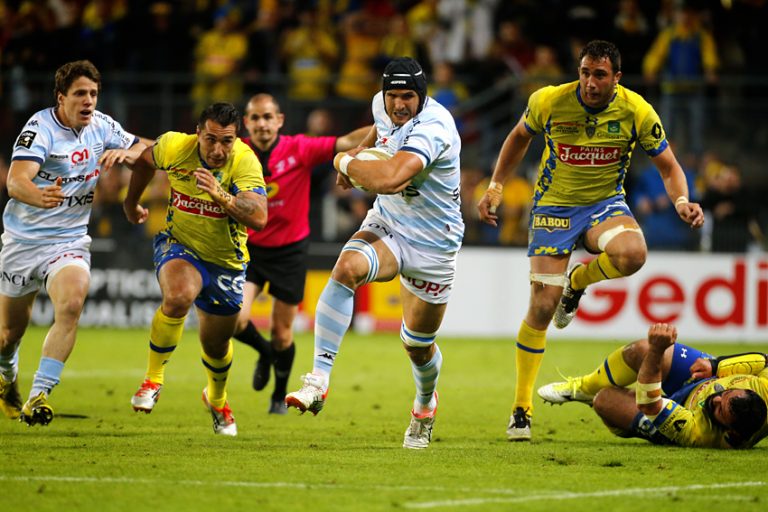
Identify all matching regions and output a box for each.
[477,40,705,441]
[123,103,267,436]
[539,323,768,448]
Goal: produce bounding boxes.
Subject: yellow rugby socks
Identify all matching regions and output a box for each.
[580,345,637,394]
[202,341,233,409]
[145,308,186,385]
[570,252,623,291]
[514,321,547,413]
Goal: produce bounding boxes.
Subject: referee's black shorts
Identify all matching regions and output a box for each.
[245,237,310,305]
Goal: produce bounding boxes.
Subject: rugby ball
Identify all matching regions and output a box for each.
[349,147,392,192]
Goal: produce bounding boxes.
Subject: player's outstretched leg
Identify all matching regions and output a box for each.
[538,376,595,405]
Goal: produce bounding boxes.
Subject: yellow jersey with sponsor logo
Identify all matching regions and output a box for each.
[152,131,266,270]
[524,81,667,207]
[655,370,768,448]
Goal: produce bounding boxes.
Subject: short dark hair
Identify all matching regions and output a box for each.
[54,60,101,99]
[579,40,622,74]
[730,389,767,442]
[198,102,241,131]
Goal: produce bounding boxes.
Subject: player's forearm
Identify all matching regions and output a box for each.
[336,125,374,152]
[7,175,48,207]
[124,166,155,206]
[636,347,665,416]
[221,191,268,231]
[491,129,531,184]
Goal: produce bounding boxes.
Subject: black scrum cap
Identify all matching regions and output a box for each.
[382,57,427,113]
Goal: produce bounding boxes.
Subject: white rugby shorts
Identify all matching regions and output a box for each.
[0,234,91,297]
[358,211,457,304]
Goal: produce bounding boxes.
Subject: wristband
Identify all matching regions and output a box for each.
[339,155,354,176]
[674,196,689,206]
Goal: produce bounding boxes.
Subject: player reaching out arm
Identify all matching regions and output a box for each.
[0,60,145,426]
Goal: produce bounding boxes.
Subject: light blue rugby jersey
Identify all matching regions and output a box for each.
[5,108,138,243]
[371,91,464,252]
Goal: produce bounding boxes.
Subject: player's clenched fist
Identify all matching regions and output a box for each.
[647,323,677,351]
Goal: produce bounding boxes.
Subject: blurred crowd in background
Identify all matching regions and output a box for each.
[0,0,767,256]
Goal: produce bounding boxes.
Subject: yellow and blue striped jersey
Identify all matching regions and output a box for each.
[152,131,266,270]
[655,370,768,448]
[524,81,667,206]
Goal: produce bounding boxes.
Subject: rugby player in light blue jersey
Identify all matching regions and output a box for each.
[286,57,463,449]
[0,60,145,426]
[477,40,705,441]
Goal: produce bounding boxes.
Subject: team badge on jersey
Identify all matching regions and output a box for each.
[16,130,36,148]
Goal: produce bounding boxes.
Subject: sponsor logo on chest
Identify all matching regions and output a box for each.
[558,143,621,167]
[171,189,227,218]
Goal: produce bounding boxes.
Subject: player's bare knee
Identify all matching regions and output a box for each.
[592,389,611,417]
[161,291,195,317]
[622,340,648,370]
[54,295,87,320]
[607,246,646,276]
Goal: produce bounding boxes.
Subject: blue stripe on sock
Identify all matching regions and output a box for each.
[516,342,545,354]
[603,359,616,386]
[201,359,232,373]
[150,341,177,354]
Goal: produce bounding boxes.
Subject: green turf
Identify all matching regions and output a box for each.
[2,327,767,511]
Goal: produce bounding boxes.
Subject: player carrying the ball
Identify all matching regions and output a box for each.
[285,57,464,449]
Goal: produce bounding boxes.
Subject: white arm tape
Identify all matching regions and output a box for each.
[636,381,663,405]
[338,154,353,176]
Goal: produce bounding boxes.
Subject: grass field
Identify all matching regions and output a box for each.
[2,327,767,512]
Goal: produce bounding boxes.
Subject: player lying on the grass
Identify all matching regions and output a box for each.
[538,323,768,448]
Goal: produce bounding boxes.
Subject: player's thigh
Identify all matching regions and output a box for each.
[400,286,447,334]
[157,258,204,305]
[197,309,239,359]
[46,265,91,316]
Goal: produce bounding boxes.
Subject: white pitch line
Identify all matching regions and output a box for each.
[0,475,522,494]
[1,475,764,507]
[405,481,767,509]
